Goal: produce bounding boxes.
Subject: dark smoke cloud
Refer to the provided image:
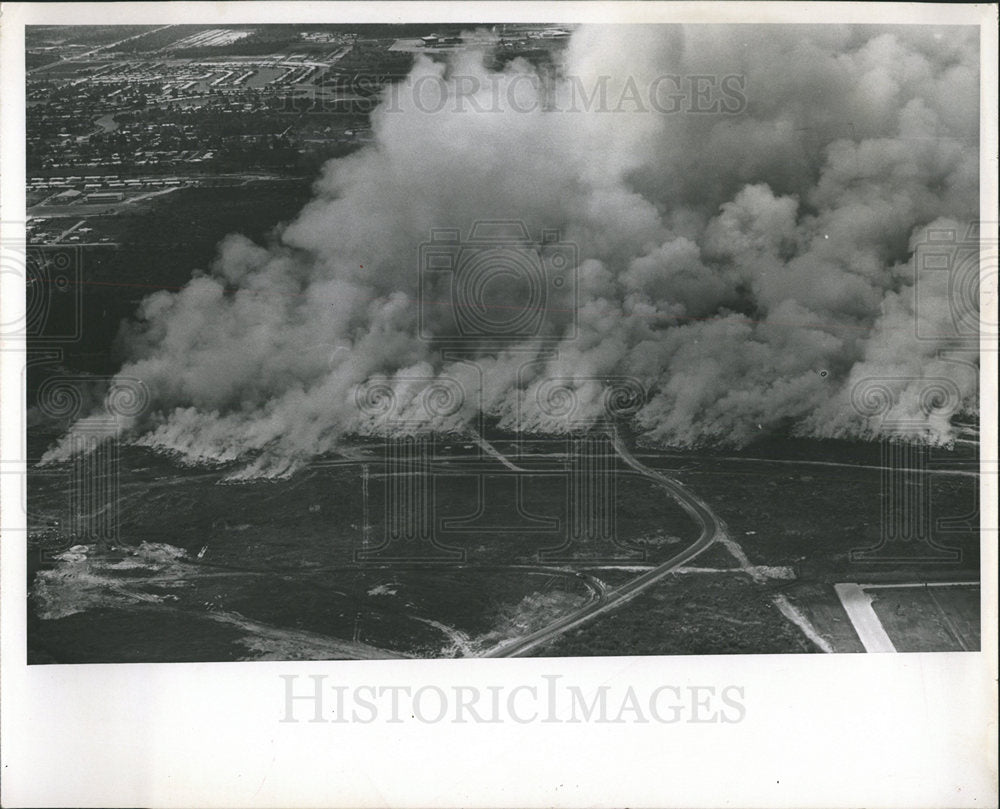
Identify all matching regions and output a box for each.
[43,24,981,477]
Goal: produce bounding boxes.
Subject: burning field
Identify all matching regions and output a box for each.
[26,23,983,662]
[37,24,980,474]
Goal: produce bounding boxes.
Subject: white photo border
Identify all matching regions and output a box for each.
[2,4,997,808]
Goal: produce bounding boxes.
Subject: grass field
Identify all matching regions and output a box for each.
[27,428,981,661]
[663,451,979,580]
[868,585,980,652]
[27,441,701,662]
[781,583,867,653]
[531,572,817,657]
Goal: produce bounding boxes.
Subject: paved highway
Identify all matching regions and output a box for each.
[483,431,729,657]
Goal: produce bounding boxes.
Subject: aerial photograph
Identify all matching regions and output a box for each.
[23,22,982,663]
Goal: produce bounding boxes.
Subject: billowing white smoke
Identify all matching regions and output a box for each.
[42,24,981,477]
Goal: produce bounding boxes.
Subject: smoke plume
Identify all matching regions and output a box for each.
[42,24,982,477]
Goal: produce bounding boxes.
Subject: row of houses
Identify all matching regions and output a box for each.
[34,176,188,205]
[30,175,185,189]
[48,189,127,205]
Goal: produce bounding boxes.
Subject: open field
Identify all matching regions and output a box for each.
[28,426,979,662]
[530,573,817,656]
[21,25,983,666]
[867,584,980,652]
[29,552,593,663]
[780,583,867,653]
[664,449,979,580]
[27,439,701,662]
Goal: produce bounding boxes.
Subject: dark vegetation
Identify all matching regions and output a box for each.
[533,573,816,656]
[679,453,979,579]
[26,25,156,49]
[27,445,610,662]
[27,182,314,381]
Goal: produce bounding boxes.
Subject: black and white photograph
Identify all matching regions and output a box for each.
[1,2,996,807]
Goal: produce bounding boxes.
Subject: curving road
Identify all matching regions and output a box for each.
[222,435,726,658]
[483,431,729,657]
[78,434,724,659]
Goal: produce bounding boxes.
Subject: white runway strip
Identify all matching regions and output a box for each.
[834,583,897,652]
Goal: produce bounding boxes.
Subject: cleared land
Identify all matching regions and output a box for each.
[866,584,980,652]
[27,440,702,662]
